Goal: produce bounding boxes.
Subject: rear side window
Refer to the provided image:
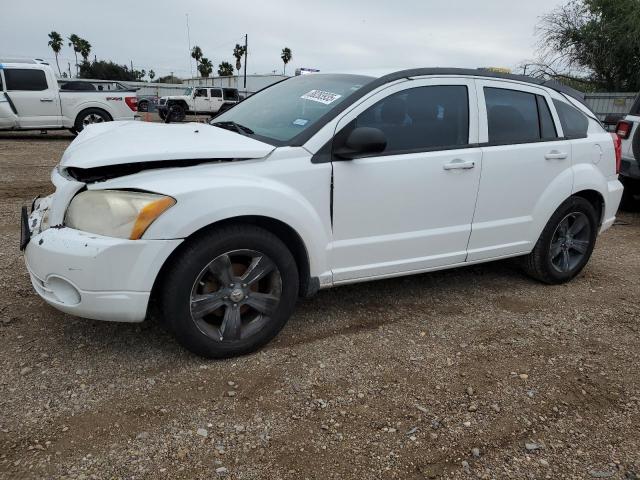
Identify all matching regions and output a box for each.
[552,99,589,138]
[485,87,558,144]
[210,89,222,98]
[4,69,48,91]
[353,85,469,154]
[223,88,238,101]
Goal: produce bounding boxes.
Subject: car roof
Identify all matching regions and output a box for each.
[323,67,588,108]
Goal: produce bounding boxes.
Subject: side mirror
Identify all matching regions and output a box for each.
[334,127,387,160]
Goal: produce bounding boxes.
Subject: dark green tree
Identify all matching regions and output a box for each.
[537,0,640,91]
[148,69,156,81]
[281,47,292,75]
[47,31,64,76]
[217,61,234,76]
[68,34,82,76]
[191,45,203,76]
[79,60,136,81]
[198,57,213,77]
[233,43,246,73]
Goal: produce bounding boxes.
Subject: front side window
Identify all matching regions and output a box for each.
[4,69,48,91]
[352,85,470,154]
[213,74,374,143]
[195,88,208,97]
[552,99,589,138]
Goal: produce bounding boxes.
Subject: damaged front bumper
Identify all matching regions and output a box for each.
[22,194,182,323]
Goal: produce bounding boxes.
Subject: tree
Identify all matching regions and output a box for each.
[233,43,246,73]
[78,39,91,62]
[218,61,234,77]
[68,34,83,76]
[47,31,63,77]
[149,69,156,82]
[281,47,292,75]
[191,45,203,76]
[537,0,640,91]
[198,57,213,77]
[79,60,136,81]
[157,74,182,84]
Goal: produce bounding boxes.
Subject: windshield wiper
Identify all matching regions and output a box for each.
[211,120,254,135]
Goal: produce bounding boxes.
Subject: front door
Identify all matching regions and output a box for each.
[330,78,482,282]
[4,67,61,128]
[193,88,210,113]
[467,80,573,261]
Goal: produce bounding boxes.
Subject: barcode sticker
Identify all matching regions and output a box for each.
[300,90,342,105]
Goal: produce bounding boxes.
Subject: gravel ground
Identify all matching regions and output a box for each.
[0,129,639,480]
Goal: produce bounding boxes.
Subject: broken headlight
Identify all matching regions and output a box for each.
[65,190,175,240]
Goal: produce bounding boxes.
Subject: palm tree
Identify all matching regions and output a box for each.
[191,46,203,76]
[149,69,155,82]
[47,31,63,77]
[233,43,246,73]
[79,39,91,63]
[281,47,292,75]
[218,61,234,77]
[68,34,82,76]
[198,57,213,78]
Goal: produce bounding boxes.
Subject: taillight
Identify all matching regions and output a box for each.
[125,96,137,112]
[616,120,632,139]
[611,132,622,174]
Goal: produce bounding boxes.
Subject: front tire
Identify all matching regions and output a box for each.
[159,225,299,358]
[521,197,598,284]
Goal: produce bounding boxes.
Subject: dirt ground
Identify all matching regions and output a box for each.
[0,129,639,480]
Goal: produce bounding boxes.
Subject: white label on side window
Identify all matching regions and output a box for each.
[301,90,342,105]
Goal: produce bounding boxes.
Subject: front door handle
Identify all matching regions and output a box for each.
[40,98,54,102]
[544,150,568,160]
[443,159,475,170]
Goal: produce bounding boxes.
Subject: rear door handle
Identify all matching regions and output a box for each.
[40,98,54,102]
[443,159,475,170]
[544,150,568,160]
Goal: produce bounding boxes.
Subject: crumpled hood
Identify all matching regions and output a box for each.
[60,121,275,169]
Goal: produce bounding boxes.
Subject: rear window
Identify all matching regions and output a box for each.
[4,68,48,91]
[485,87,558,144]
[552,99,589,138]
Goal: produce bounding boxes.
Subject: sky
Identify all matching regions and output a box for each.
[0,0,566,79]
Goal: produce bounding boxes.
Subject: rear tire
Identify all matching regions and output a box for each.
[167,104,185,123]
[74,108,110,133]
[159,225,299,358]
[521,197,598,284]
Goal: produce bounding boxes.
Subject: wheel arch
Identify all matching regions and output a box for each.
[74,106,113,126]
[149,215,316,311]
[572,189,605,226]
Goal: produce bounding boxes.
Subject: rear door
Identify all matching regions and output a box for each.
[4,67,61,128]
[467,80,572,261]
[210,88,224,112]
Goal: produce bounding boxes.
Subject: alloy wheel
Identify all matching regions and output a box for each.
[189,249,282,342]
[549,212,592,273]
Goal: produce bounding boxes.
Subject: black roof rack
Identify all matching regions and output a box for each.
[374,68,588,108]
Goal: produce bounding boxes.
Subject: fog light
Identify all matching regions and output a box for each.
[46,276,81,305]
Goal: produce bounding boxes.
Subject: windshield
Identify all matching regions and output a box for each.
[183,87,193,96]
[213,74,374,144]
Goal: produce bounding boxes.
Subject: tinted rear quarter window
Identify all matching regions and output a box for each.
[211,89,222,98]
[353,85,469,154]
[552,99,589,138]
[223,88,238,101]
[5,69,48,91]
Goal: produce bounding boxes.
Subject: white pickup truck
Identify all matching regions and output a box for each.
[0,60,138,134]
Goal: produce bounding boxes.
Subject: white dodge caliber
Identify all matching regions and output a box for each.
[22,68,623,358]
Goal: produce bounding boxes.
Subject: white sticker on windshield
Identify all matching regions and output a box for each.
[301,90,342,105]
[293,118,309,126]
